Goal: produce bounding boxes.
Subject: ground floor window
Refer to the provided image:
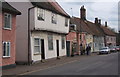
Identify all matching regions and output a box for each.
[48,34,53,50]
[61,36,65,49]
[34,38,41,54]
[3,42,11,57]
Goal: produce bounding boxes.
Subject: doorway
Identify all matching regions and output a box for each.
[56,40,59,57]
[41,39,45,59]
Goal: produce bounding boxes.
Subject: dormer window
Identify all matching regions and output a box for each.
[51,12,57,24]
[65,18,68,26]
[37,8,45,21]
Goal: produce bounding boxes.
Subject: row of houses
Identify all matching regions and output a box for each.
[66,6,116,56]
[0,1,116,69]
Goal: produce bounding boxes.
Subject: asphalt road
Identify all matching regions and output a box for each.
[27,52,118,75]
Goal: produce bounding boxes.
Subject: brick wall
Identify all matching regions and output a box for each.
[2,12,16,66]
[0,12,2,66]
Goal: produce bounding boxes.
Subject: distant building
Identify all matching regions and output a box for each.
[101,22,116,47]
[0,2,21,69]
[8,1,70,64]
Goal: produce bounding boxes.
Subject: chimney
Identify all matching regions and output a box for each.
[98,19,101,25]
[95,18,98,24]
[105,21,107,27]
[80,5,86,20]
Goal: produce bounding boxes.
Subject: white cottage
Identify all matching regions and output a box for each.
[8,1,70,64]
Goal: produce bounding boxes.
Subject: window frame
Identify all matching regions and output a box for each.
[3,42,11,58]
[65,18,68,26]
[4,13,12,30]
[48,34,53,50]
[51,12,57,24]
[61,36,65,49]
[34,38,41,55]
[37,8,45,21]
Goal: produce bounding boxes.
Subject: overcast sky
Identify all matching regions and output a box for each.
[56,0,119,32]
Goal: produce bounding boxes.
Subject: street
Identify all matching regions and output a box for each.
[25,52,118,75]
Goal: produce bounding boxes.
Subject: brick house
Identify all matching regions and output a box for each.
[8,1,70,64]
[0,2,21,69]
[101,22,116,47]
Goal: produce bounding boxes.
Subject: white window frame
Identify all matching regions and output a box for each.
[37,8,45,21]
[48,34,53,50]
[65,18,68,26]
[3,42,11,58]
[34,38,41,55]
[51,12,57,24]
[61,36,65,49]
[4,13,12,30]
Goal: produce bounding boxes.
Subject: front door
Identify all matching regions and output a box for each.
[56,40,59,57]
[41,39,45,59]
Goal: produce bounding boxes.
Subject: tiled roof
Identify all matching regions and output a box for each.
[2,2,21,15]
[31,1,70,18]
[70,17,105,36]
[100,26,116,36]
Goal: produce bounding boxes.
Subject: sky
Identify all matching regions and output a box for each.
[56,0,119,32]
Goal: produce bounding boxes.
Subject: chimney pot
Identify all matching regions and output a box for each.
[105,21,107,27]
[95,18,98,24]
[98,19,101,25]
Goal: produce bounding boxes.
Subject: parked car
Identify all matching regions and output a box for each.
[99,47,110,54]
[115,46,120,52]
[110,46,116,52]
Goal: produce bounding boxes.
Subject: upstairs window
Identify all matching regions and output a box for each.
[34,38,41,54]
[37,8,45,21]
[4,13,12,29]
[65,18,68,26]
[3,42,11,57]
[51,13,57,24]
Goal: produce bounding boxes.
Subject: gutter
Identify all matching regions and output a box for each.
[28,6,36,65]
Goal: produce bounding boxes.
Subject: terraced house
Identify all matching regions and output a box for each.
[8,0,70,64]
[0,2,21,68]
[67,6,105,54]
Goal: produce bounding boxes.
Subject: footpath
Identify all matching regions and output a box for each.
[2,53,97,75]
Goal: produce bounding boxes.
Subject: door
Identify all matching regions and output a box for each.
[56,40,59,57]
[66,41,70,57]
[41,39,45,59]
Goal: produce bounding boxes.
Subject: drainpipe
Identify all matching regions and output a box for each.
[28,6,35,65]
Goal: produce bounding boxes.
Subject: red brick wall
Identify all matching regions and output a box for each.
[0,12,2,66]
[2,12,16,66]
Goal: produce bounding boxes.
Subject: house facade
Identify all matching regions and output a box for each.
[1,2,21,68]
[8,1,70,64]
[101,23,116,47]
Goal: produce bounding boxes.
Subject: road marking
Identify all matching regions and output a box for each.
[19,59,78,75]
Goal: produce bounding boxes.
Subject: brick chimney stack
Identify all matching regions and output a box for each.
[80,5,86,20]
[105,21,107,27]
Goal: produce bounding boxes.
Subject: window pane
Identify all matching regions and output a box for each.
[62,36,65,49]
[37,8,44,20]
[4,13,11,29]
[34,38,40,45]
[34,46,40,53]
[3,42,6,56]
[48,34,53,50]
[7,42,10,56]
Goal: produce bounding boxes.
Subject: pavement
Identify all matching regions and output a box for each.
[2,53,97,75]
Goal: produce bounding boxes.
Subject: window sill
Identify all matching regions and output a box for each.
[34,53,41,55]
[3,56,11,58]
[3,28,12,30]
